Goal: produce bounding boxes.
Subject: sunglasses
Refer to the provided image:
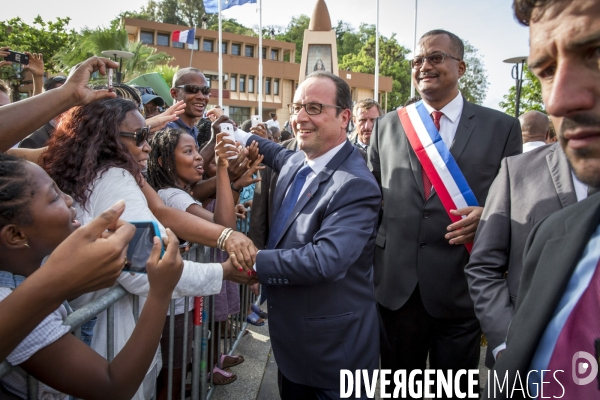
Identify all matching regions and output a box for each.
[120,126,151,146]
[175,85,211,95]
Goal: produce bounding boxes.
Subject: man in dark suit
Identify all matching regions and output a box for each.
[368,29,522,393]
[486,0,600,398]
[233,71,381,399]
[465,143,589,368]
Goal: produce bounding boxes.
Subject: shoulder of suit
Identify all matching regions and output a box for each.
[505,142,556,166]
[466,101,519,123]
[535,191,600,236]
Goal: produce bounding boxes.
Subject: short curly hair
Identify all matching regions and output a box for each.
[513,0,567,26]
[41,98,143,209]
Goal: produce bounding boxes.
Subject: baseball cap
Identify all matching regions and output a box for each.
[141,93,165,107]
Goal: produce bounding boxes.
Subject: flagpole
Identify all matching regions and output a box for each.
[218,0,223,108]
[258,0,263,118]
[189,26,196,67]
[374,0,379,101]
[410,0,418,98]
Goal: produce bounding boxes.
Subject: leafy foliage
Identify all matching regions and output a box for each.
[459,41,489,105]
[275,15,310,64]
[499,64,544,116]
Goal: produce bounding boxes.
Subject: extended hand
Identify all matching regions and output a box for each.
[44,199,135,299]
[249,123,268,139]
[445,206,483,245]
[146,228,184,298]
[0,46,11,68]
[234,154,264,189]
[215,132,239,166]
[224,231,258,272]
[23,52,44,77]
[147,100,185,132]
[222,259,258,285]
[63,56,119,106]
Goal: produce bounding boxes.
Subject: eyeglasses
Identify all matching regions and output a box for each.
[120,126,151,146]
[410,53,461,69]
[175,85,211,95]
[288,103,342,115]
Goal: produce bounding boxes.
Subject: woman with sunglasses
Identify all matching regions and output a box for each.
[40,98,243,400]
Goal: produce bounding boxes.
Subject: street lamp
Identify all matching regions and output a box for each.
[503,56,528,118]
[101,50,135,84]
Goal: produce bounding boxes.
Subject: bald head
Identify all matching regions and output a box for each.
[518,110,550,144]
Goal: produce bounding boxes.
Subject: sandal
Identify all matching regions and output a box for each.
[210,365,237,385]
[246,311,265,326]
[220,354,245,369]
[251,304,268,319]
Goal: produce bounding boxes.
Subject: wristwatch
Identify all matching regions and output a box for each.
[230,181,242,192]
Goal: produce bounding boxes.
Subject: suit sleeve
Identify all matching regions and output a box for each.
[255,176,381,284]
[367,118,382,186]
[246,134,293,174]
[465,157,513,351]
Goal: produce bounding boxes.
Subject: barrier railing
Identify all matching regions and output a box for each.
[0,210,257,400]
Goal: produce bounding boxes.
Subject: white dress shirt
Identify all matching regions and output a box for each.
[421,92,464,148]
[523,141,547,153]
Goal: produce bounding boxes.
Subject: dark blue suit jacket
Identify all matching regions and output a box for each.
[247,135,381,389]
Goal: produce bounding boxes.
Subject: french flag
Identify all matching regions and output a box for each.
[172,28,196,44]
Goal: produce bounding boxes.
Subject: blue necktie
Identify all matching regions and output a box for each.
[267,165,313,250]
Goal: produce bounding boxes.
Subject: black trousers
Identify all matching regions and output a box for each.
[379,285,481,399]
[278,369,366,400]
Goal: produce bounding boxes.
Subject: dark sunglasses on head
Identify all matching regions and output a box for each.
[175,85,211,95]
[120,126,151,146]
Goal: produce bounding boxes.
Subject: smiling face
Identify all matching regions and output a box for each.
[528,0,600,187]
[174,133,204,187]
[412,34,465,109]
[19,162,80,257]
[170,72,210,126]
[292,76,350,160]
[119,110,151,170]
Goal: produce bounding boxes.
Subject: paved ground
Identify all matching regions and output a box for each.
[209,309,489,400]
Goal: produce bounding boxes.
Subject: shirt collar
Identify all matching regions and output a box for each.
[171,118,198,137]
[523,141,547,152]
[421,92,463,123]
[305,141,346,175]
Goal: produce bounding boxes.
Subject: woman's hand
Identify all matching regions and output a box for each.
[146,100,185,132]
[249,123,268,139]
[235,203,247,219]
[146,228,184,299]
[23,52,44,77]
[215,132,239,167]
[206,106,224,122]
[234,154,264,189]
[0,46,12,68]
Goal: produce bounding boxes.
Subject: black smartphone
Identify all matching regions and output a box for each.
[4,51,29,65]
[124,221,165,274]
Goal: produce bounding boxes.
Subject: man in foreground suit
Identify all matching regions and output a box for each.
[465,142,589,368]
[368,29,522,394]
[233,71,381,399]
[486,0,600,398]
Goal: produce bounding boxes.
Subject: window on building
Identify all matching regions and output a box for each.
[274,78,280,95]
[157,33,169,46]
[229,107,251,125]
[239,75,246,92]
[231,43,241,56]
[173,41,184,49]
[190,38,199,50]
[245,45,254,58]
[230,74,237,91]
[262,47,267,59]
[221,42,227,54]
[203,39,214,52]
[271,49,279,60]
[248,76,254,93]
[140,31,154,45]
[265,77,272,95]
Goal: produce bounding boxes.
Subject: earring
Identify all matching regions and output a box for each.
[24,243,30,249]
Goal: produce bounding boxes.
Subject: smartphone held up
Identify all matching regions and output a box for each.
[124,221,164,274]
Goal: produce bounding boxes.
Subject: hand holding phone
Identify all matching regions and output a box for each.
[146,228,184,298]
[124,221,165,273]
[4,50,29,65]
[251,115,262,127]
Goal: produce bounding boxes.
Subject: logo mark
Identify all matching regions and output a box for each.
[572,351,598,386]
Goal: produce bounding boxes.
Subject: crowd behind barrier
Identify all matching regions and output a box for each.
[0,214,256,400]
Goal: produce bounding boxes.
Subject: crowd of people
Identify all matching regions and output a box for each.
[1,0,600,399]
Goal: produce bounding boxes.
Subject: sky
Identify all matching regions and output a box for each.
[3,0,531,111]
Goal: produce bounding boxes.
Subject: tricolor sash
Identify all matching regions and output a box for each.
[398,101,478,252]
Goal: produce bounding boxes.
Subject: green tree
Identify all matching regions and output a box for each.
[459,41,489,105]
[53,26,172,82]
[122,0,204,28]
[339,33,411,110]
[276,15,310,64]
[499,64,544,116]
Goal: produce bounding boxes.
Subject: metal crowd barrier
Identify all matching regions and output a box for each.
[0,210,258,400]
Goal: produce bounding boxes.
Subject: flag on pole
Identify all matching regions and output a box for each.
[204,0,257,14]
[172,29,196,44]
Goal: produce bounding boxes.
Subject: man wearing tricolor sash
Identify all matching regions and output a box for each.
[368,29,522,397]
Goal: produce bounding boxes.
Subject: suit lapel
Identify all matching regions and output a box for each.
[546,144,578,208]
[450,99,476,163]
[397,112,426,199]
[272,141,354,248]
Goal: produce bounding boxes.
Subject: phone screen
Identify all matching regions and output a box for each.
[124,221,162,273]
